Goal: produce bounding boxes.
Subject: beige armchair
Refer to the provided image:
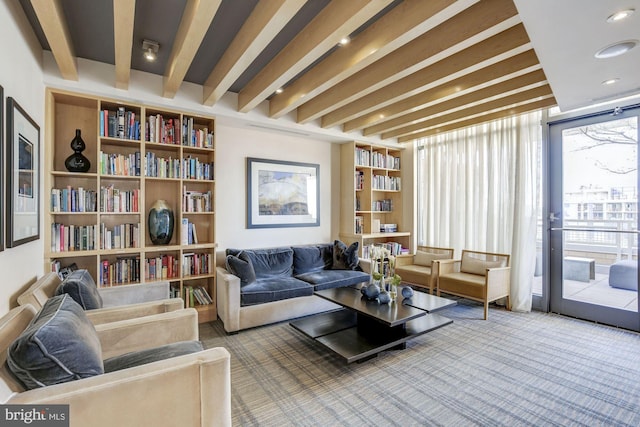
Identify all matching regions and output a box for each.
[0,304,231,427]
[18,272,184,325]
[394,246,455,294]
[437,250,511,319]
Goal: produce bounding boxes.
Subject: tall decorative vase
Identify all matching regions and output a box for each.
[64,129,91,172]
[148,199,174,245]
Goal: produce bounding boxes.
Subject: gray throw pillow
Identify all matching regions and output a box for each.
[55,269,103,310]
[226,251,257,286]
[332,240,359,270]
[7,294,104,390]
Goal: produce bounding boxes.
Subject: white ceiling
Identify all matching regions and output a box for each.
[514,0,640,112]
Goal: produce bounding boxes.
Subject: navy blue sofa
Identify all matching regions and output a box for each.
[216,242,370,333]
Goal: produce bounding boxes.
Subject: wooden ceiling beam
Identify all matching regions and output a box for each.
[203,0,305,106]
[319,23,532,129]
[237,0,395,114]
[297,0,518,124]
[162,0,221,99]
[345,49,542,132]
[388,85,554,139]
[113,0,135,90]
[268,0,471,118]
[398,97,557,142]
[365,69,548,136]
[31,0,78,80]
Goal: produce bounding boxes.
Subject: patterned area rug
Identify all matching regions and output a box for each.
[200,298,640,426]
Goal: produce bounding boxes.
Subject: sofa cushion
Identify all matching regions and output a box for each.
[228,247,294,279]
[225,251,257,287]
[461,255,508,276]
[332,240,359,270]
[7,294,103,389]
[240,277,313,306]
[104,341,204,373]
[292,244,332,275]
[295,269,370,291]
[414,251,452,267]
[54,269,103,310]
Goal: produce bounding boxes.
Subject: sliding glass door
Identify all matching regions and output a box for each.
[548,107,640,331]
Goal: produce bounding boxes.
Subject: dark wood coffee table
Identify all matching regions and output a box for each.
[290,286,456,363]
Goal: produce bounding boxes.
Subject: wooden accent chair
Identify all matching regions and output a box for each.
[437,250,511,319]
[394,246,455,294]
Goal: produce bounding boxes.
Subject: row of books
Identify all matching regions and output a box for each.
[361,242,405,259]
[371,152,400,170]
[100,186,139,213]
[180,219,200,245]
[182,157,214,180]
[100,107,141,140]
[100,257,140,286]
[51,223,97,252]
[99,151,141,176]
[182,285,213,306]
[144,152,181,178]
[147,115,179,145]
[355,147,371,166]
[355,171,365,190]
[182,252,211,277]
[183,189,212,213]
[373,198,393,212]
[145,254,179,280]
[50,187,97,212]
[355,216,364,234]
[50,261,78,280]
[372,175,401,191]
[182,117,213,148]
[100,222,140,250]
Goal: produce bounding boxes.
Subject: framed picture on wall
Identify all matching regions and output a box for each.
[246,157,320,228]
[6,97,40,248]
[0,85,3,252]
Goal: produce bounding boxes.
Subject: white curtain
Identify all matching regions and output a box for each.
[416,111,541,312]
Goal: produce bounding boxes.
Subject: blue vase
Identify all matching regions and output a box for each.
[401,286,414,298]
[378,290,391,304]
[364,283,380,300]
[148,199,174,245]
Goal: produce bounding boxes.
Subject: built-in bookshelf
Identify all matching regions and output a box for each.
[340,141,411,259]
[44,89,217,323]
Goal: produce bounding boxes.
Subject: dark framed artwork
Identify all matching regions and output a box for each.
[247,157,320,228]
[6,97,40,247]
[0,85,3,252]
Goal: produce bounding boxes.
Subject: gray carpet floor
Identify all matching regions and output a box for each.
[199,297,640,426]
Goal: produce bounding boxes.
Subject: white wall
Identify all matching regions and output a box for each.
[0,0,46,314]
[215,121,341,250]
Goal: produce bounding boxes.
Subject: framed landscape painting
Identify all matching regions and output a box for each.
[246,157,320,228]
[6,97,40,247]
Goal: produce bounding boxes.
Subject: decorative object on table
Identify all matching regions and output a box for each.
[6,97,40,248]
[364,282,380,300]
[401,285,414,299]
[378,289,391,304]
[246,157,320,229]
[368,244,402,302]
[64,129,91,172]
[148,199,174,244]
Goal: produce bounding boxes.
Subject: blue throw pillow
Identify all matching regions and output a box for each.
[55,269,103,310]
[7,294,104,390]
[226,251,257,286]
[332,240,359,270]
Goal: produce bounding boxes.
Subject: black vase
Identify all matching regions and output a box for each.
[64,129,91,172]
[148,200,174,245]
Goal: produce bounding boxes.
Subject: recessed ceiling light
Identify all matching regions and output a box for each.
[275,88,283,94]
[339,37,350,46]
[594,40,638,58]
[602,78,620,85]
[607,9,635,23]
